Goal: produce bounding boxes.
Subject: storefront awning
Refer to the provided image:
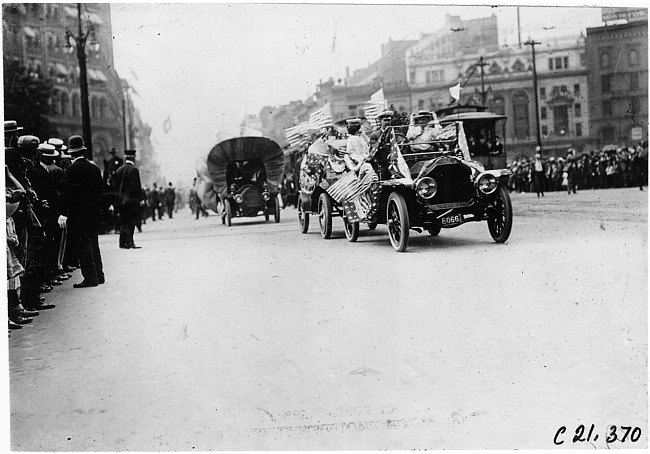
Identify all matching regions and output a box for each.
[55,63,69,76]
[23,26,36,38]
[64,6,103,25]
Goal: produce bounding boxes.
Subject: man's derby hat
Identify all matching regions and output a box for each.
[67,135,87,154]
[4,121,23,134]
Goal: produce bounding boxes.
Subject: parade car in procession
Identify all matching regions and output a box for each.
[297,110,513,252]
[203,136,284,226]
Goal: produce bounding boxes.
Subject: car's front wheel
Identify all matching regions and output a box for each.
[298,198,309,233]
[343,218,359,242]
[274,196,281,223]
[386,192,409,252]
[487,185,512,243]
[224,198,232,227]
[318,193,333,239]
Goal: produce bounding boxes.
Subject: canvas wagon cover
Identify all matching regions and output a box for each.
[207,136,284,197]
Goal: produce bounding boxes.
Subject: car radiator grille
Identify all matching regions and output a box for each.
[239,185,263,208]
[427,163,474,205]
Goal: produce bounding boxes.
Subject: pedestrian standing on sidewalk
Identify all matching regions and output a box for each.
[148,183,160,221]
[532,153,546,198]
[164,182,176,219]
[58,135,105,288]
[115,150,144,249]
[157,185,166,220]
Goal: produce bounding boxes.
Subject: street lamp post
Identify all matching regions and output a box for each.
[525,38,542,154]
[64,3,99,160]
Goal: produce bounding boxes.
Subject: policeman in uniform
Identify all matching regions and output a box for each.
[114,150,144,249]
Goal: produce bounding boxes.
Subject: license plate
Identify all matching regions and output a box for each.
[440,214,463,226]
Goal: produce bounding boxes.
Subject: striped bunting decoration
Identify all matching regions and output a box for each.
[325,171,365,203]
[307,102,333,131]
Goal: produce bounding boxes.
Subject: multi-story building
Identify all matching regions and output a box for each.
[586,12,648,147]
[405,16,594,157]
[3,3,132,163]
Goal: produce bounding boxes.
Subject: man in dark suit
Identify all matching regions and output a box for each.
[115,150,143,249]
[57,135,105,288]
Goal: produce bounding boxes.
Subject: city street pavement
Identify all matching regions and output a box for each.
[8,188,647,450]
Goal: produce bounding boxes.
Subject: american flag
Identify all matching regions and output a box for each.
[284,121,310,147]
[363,88,387,123]
[436,123,457,140]
[389,129,411,179]
[307,102,333,131]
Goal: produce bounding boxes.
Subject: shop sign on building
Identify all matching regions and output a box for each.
[631,126,643,141]
[602,7,648,23]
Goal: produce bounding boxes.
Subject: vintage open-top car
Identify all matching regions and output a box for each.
[204,136,284,226]
[298,111,513,252]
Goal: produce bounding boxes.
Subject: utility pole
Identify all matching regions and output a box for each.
[525,39,542,153]
[478,56,488,106]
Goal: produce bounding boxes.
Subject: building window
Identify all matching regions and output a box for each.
[576,123,582,137]
[99,98,107,119]
[560,85,567,93]
[72,93,80,117]
[540,87,546,99]
[553,106,569,135]
[603,100,612,117]
[602,75,611,94]
[548,59,554,70]
[409,70,416,83]
[541,107,547,120]
[555,57,563,69]
[580,53,586,66]
[600,52,610,69]
[574,103,581,117]
[91,97,98,119]
[629,49,639,66]
[60,91,69,116]
[512,59,525,72]
[418,99,425,110]
[564,56,569,68]
[630,97,639,117]
[348,105,356,110]
[513,92,530,139]
[630,72,639,90]
[574,84,580,96]
[489,95,505,116]
[542,125,548,136]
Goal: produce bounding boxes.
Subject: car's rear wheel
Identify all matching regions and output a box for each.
[487,185,512,243]
[298,198,309,233]
[318,193,333,239]
[343,218,360,242]
[224,198,232,227]
[386,192,409,252]
[427,225,441,236]
[274,196,281,223]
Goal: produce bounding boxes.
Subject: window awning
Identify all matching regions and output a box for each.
[55,63,68,76]
[64,6,103,25]
[87,68,108,82]
[23,26,36,38]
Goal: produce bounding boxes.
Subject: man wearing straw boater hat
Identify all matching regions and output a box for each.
[114,149,144,249]
[58,135,105,288]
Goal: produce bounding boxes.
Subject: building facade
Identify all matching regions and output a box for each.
[586,19,648,148]
[3,3,128,162]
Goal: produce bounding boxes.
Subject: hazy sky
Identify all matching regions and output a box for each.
[110,2,614,183]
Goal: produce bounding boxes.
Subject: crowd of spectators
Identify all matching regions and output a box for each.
[507,142,648,195]
[6,121,88,330]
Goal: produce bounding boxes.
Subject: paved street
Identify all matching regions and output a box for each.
[9,188,647,450]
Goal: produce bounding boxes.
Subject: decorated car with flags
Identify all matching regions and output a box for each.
[293,101,513,252]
